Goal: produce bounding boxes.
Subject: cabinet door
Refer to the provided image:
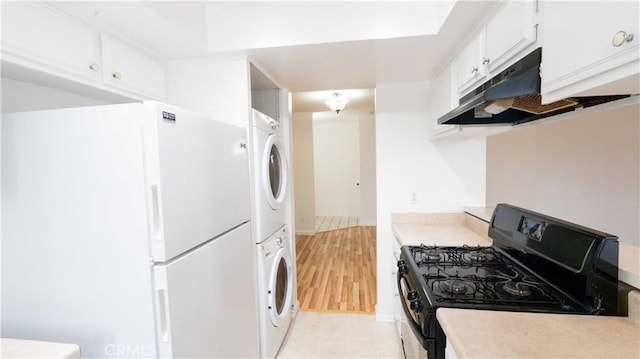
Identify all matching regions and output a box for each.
[485,0,537,73]
[541,1,640,102]
[456,32,485,95]
[101,34,167,100]
[429,63,458,139]
[1,2,101,82]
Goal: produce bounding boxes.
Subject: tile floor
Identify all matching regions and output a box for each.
[315,217,360,233]
[277,311,403,359]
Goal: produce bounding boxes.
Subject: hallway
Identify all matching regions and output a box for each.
[295,226,376,313]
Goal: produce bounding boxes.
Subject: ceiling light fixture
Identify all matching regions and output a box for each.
[325,92,349,114]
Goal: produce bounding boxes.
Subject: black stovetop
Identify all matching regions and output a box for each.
[407,245,580,312]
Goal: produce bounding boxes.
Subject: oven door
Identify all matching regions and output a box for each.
[401,317,428,359]
[397,270,429,356]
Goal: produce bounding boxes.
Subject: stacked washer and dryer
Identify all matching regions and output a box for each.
[250,109,295,359]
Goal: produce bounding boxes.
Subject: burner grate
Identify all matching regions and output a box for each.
[409,243,579,309]
[411,244,504,267]
[423,268,565,307]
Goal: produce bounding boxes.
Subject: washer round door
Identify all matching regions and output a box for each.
[262,134,287,210]
[268,244,293,327]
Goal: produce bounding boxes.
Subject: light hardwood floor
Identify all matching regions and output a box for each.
[295,226,376,314]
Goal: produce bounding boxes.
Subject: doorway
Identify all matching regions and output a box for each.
[291,88,377,314]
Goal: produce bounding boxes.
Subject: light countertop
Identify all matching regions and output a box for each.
[0,338,81,359]
[391,212,492,247]
[437,290,640,359]
[619,241,640,289]
[463,207,494,222]
[393,223,491,247]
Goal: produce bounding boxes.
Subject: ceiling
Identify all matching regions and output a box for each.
[48,1,501,113]
[292,88,375,113]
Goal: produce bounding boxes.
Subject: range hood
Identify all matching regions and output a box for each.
[438,48,629,126]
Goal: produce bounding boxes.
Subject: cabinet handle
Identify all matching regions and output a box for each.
[612,31,634,47]
[112,72,122,80]
[89,63,100,71]
[482,57,491,65]
[471,66,479,74]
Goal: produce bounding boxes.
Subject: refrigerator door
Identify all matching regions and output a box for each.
[1,105,158,357]
[144,102,251,261]
[153,223,259,358]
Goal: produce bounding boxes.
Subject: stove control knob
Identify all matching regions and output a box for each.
[397,260,407,274]
[407,290,420,311]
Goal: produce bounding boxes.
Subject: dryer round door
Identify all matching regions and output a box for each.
[268,245,293,327]
[262,134,287,210]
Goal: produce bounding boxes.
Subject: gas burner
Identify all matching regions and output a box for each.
[439,279,475,295]
[417,249,443,262]
[502,281,533,297]
[467,250,494,262]
[493,271,547,298]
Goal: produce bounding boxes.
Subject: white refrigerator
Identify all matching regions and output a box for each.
[1,102,260,358]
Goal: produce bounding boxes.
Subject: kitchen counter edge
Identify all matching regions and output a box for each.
[437,290,640,359]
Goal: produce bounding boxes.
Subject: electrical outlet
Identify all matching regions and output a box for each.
[410,192,419,205]
[300,216,305,223]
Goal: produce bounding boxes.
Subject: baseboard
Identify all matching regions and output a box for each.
[359,221,377,226]
[375,313,395,322]
[295,229,316,235]
[375,305,395,322]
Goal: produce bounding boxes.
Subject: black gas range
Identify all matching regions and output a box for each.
[397,203,628,359]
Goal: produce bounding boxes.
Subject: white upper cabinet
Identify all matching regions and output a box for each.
[456,33,486,94]
[101,35,167,100]
[1,2,101,83]
[430,63,458,139]
[1,2,167,101]
[456,0,538,97]
[484,0,538,73]
[541,1,640,103]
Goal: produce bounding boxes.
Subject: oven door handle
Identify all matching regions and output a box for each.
[397,271,429,349]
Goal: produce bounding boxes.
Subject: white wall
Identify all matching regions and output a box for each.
[359,113,377,225]
[292,112,316,234]
[375,82,486,320]
[487,100,640,247]
[167,57,251,127]
[292,108,377,228]
[1,77,112,113]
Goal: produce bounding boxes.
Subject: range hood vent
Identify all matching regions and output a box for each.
[438,48,630,126]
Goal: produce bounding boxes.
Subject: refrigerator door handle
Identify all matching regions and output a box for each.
[151,185,162,241]
[158,289,170,343]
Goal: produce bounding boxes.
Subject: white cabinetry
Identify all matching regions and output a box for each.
[456,33,485,94]
[429,63,459,139]
[540,1,640,103]
[484,0,538,73]
[101,34,167,100]
[1,2,166,101]
[1,2,101,83]
[456,0,538,97]
[391,236,403,337]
